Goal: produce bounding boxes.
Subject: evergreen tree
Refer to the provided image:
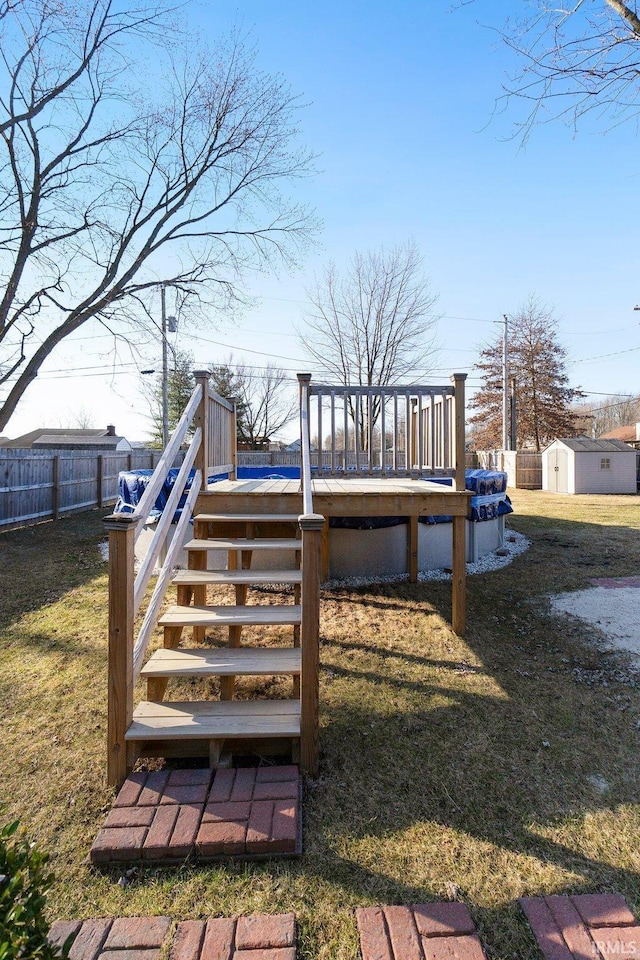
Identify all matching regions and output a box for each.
[148,350,195,447]
[470,297,584,451]
[209,363,250,440]
[147,354,295,449]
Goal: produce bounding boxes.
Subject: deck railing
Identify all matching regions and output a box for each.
[307,374,467,488]
[103,376,236,785]
[297,374,324,777]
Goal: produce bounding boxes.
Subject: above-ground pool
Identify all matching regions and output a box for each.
[118,466,512,579]
[232,466,512,578]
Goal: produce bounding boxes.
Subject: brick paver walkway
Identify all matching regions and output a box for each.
[48,913,296,959]
[520,893,640,959]
[90,766,300,864]
[47,895,640,958]
[356,902,486,960]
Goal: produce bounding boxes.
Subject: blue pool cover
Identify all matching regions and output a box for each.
[115,465,512,527]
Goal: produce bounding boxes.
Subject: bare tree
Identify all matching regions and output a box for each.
[298,242,438,447]
[300,242,438,385]
[470,296,584,451]
[0,1,316,432]
[210,359,296,448]
[485,1,640,137]
[577,392,640,437]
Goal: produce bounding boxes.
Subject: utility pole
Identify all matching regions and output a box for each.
[502,313,509,451]
[161,284,169,448]
[510,375,517,450]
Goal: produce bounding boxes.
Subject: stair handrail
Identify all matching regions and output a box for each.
[129,384,202,538]
[105,375,239,786]
[297,374,324,778]
[298,373,315,518]
[132,469,202,681]
[133,427,201,614]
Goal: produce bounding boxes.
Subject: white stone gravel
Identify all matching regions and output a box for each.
[322,529,531,590]
[550,585,640,654]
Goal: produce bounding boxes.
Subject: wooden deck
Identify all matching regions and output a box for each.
[105,374,470,785]
[196,477,472,636]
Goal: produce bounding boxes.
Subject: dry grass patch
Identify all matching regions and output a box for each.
[1,493,640,958]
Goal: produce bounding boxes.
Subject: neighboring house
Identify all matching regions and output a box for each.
[542,436,637,495]
[284,438,317,453]
[599,423,640,450]
[4,424,132,452]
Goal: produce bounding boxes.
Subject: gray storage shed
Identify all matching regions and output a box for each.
[542,437,637,495]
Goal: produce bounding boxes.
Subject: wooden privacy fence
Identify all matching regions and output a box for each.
[0,447,179,530]
[477,450,542,489]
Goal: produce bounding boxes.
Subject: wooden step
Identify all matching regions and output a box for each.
[158,604,301,628]
[125,699,301,741]
[195,513,300,523]
[172,569,302,586]
[141,646,301,678]
[184,538,301,551]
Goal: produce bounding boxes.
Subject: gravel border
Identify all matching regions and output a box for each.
[321,529,531,590]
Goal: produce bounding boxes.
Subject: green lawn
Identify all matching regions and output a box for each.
[1,490,640,958]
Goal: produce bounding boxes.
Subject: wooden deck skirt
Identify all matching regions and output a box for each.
[196,477,472,636]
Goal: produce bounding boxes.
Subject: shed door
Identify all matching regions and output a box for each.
[549,447,569,492]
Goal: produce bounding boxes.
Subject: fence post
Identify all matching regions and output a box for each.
[451,373,467,492]
[52,455,60,521]
[193,371,210,491]
[103,515,137,787]
[97,454,104,509]
[299,515,324,778]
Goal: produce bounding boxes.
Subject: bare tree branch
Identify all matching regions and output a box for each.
[0,2,317,431]
[482,0,640,139]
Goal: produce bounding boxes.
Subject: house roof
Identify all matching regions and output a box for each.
[34,435,125,448]
[550,436,635,454]
[4,427,126,449]
[600,425,639,443]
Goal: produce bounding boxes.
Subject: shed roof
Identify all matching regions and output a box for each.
[550,436,635,454]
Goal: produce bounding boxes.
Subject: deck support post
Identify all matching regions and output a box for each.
[450,373,468,636]
[193,370,210,492]
[408,514,419,582]
[104,515,137,787]
[299,513,324,778]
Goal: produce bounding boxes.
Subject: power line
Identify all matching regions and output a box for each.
[569,344,640,365]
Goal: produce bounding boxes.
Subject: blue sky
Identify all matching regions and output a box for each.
[6,1,640,441]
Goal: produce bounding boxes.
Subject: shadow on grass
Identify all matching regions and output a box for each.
[297,513,640,932]
[0,509,108,632]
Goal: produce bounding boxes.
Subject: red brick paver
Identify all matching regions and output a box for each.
[90,766,300,864]
[520,893,640,959]
[356,903,487,960]
[47,917,169,959]
[49,914,295,960]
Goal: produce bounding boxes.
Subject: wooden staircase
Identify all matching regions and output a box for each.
[125,513,306,767]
